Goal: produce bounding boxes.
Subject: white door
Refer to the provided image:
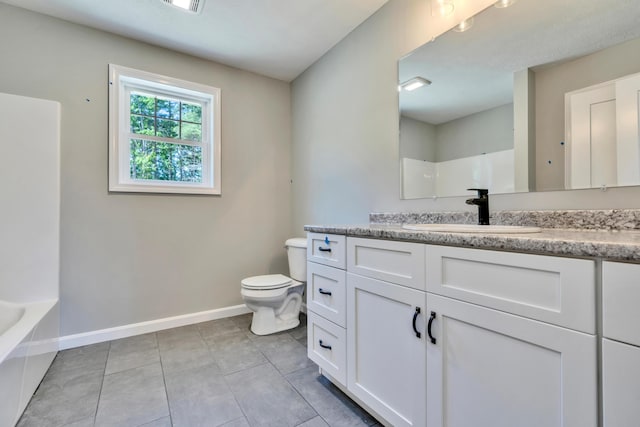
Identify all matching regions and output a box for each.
[347,273,426,427]
[565,83,616,189]
[426,293,597,427]
[616,72,640,185]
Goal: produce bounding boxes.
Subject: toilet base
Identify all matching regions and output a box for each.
[247,285,304,335]
[250,310,300,336]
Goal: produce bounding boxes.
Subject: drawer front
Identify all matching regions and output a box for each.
[347,237,426,290]
[307,262,347,327]
[426,245,595,333]
[307,233,346,269]
[307,311,347,385]
[602,338,640,426]
[603,261,640,346]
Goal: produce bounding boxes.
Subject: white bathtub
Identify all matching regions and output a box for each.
[0,299,59,427]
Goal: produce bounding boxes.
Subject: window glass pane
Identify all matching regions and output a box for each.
[131,115,155,135]
[181,102,202,124]
[156,119,179,138]
[181,123,202,142]
[130,93,155,116]
[130,139,202,183]
[157,97,180,120]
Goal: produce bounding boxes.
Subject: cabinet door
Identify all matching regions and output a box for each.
[347,273,426,427]
[602,338,640,427]
[426,293,597,427]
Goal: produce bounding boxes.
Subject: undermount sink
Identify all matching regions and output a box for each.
[401,224,542,234]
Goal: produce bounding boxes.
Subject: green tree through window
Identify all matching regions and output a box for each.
[129,93,203,182]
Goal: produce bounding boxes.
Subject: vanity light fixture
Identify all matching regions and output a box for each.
[399,77,432,92]
[494,0,517,8]
[431,0,455,17]
[161,0,204,13]
[453,17,474,32]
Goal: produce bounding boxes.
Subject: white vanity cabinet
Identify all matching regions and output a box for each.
[346,238,426,427]
[425,245,597,427]
[602,261,640,427]
[306,232,602,427]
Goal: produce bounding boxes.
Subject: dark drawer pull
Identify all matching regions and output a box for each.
[318,288,332,296]
[412,307,421,339]
[318,246,332,252]
[319,340,332,350]
[427,311,437,345]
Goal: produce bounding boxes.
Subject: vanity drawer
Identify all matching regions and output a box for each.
[425,245,596,333]
[307,311,347,385]
[347,237,426,290]
[307,262,347,327]
[603,261,640,346]
[307,233,346,269]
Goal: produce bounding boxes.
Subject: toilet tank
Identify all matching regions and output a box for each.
[285,238,307,282]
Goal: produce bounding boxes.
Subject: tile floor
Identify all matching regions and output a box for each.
[17,313,381,427]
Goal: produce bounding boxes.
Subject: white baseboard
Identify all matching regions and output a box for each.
[58,304,251,350]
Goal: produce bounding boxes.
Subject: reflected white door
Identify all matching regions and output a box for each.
[565,83,616,189]
[616,73,640,185]
[566,71,640,189]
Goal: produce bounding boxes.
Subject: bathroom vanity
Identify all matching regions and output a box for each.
[305,211,640,427]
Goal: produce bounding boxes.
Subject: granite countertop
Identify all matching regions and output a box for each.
[303,223,640,262]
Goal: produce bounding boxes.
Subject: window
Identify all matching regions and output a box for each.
[108,64,221,194]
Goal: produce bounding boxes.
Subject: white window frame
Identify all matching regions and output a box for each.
[108,64,221,194]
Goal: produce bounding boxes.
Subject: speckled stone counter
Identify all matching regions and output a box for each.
[369,209,640,230]
[304,209,640,262]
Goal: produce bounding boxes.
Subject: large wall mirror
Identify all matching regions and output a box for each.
[398,0,640,199]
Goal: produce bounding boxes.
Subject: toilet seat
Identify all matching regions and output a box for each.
[241,274,292,290]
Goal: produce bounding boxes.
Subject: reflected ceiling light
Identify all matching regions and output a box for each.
[161,0,204,13]
[453,17,474,32]
[431,0,454,17]
[399,77,432,92]
[494,0,517,8]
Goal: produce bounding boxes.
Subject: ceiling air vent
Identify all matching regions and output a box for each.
[161,0,204,14]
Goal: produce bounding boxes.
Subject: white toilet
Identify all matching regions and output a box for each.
[241,237,307,335]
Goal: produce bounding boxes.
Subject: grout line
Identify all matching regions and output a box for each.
[157,331,175,427]
[93,341,112,426]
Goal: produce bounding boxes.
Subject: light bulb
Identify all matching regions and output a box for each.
[494,0,517,8]
[432,0,454,17]
[453,17,474,32]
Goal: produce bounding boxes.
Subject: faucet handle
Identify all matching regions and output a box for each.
[467,188,488,197]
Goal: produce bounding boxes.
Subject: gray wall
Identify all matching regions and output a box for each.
[0,4,292,335]
[399,116,436,161]
[535,37,640,191]
[291,0,640,233]
[400,104,513,163]
[436,104,513,162]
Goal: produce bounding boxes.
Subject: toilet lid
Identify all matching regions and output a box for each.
[241,274,292,290]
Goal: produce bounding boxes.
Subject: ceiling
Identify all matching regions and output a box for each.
[0,0,388,82]
[399,0,640,124]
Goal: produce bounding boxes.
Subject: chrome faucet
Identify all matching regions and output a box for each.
[466,188,489,225]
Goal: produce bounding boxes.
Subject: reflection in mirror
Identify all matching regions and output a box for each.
[398,0,640,199]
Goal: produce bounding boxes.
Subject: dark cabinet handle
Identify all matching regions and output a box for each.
[318,246,332,252]
[427,311,437,344]
[412,307,421,338]
[318,288,332,296]
[319,340,332,350]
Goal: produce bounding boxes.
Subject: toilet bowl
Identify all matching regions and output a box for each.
[241,238,307,335]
